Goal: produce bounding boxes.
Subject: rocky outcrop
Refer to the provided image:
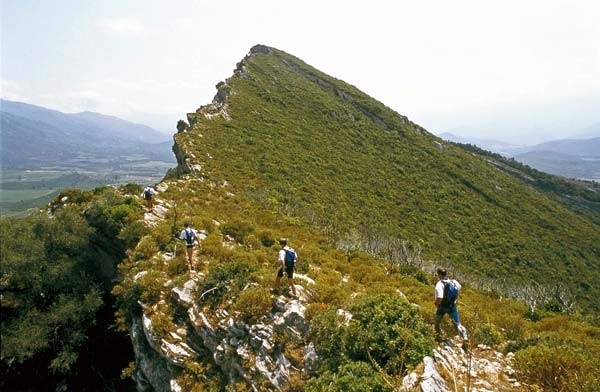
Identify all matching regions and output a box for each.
[129,275,312,391]
[399,338,540,392]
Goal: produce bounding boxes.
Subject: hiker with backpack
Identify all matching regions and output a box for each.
[179,222,200,271]
[141,186,156,212]
[274,238,298,298]
[434,268,469,344]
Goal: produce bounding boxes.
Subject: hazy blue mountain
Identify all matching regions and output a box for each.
[0,100,174,167]
[0,100,176,215]
[514,150,600,181]
[438,130,599,181]
[522,137,600,157]
[1,99,170,144]
[437,132,521,156]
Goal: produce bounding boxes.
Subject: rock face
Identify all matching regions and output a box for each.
[399,338,540,392]
[130,274,312,391]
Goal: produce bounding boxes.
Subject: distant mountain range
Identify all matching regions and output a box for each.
[437,132,521,156]
[0,100,176,215]
[438,131,600,181]
[0,99,173,167]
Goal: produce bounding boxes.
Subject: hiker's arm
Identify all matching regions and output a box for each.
[435,297,442,307]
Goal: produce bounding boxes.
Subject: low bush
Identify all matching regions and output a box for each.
[197,260,259,308]
[513,344,599,391]
[134,236,159,261]
[221,220,254,244]
[258,230,276,247]
[304,361,392,392]
[346,293,435,375]
[473,323,503,347]
[118,221,149,249]
[233,287,272,323]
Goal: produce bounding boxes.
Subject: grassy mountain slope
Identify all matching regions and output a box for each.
[175,45,600,313]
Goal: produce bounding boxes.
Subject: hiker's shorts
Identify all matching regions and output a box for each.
[277,266,294,279]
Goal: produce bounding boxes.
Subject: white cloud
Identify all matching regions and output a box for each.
[1,80,27,102]
[98,17,144,37]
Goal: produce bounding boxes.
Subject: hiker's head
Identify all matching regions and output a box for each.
[279,238,287,247]
[436,268,447,279]
[184,222,190,228]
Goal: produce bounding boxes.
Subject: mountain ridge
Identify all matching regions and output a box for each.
[3,44,598,392]
[172,45,599,307]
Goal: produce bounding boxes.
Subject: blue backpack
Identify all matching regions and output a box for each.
[284,248,296,268]
[442,280,459,307]
[185,229,196,246]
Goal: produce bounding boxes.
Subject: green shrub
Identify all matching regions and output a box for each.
[346,293,435,375]
[200,232,233,261]
[233,287,272,322]
[118,220,149,249]
[473,323,502,347]
[197,260,259,307]
[166,253,190,277]
[221,220,254,244]
[119,183,143,195]
[134,236,159,260]
[308,308,349,371]
[304,361,392,392]
[514,344,599,391]
[258,230,276,247]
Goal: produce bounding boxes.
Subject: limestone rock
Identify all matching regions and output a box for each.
[171,279,197,308]
[421,356,450,392]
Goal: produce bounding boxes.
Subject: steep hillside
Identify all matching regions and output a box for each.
[103,45,600,392]
[172,45,600,314]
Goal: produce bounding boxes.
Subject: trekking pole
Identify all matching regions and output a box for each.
[466,345,472,392]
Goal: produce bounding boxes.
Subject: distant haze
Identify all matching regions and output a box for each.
[2,0,599,143]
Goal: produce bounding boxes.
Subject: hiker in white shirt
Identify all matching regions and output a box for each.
[273,238,298,298]
[141,186,156,212]
[434,268,468,344]
[179,223,199,271]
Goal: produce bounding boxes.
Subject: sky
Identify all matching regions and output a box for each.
[1,0,599,144]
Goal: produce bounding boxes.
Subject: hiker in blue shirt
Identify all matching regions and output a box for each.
[434,268,468,344]
[273,238,298,298]
[179,223,200,272]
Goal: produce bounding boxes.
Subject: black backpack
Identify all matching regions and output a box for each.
[284,248,296,268]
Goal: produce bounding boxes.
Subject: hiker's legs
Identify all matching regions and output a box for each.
[287,277,297,296]
[450,306,468,340]
[186,247,194,270]
[274,267,283,289]
[285,267,296,296]
[434,308,445,339]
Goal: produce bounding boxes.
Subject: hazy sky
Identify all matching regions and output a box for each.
[2,0,599,144]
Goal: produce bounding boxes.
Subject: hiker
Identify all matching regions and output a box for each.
[274,238,298,297]
[141,186,156,212]
[179,223,200,271]
[434,268,469,344]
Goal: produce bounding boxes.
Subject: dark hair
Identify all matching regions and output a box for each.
[279,238,287,246]
[184,222,190,228]
[436,268,447,277]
